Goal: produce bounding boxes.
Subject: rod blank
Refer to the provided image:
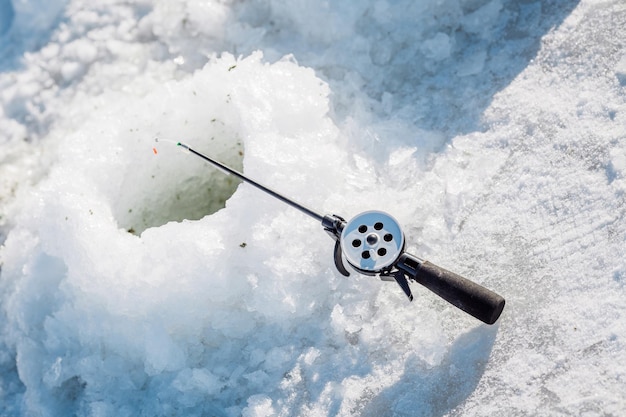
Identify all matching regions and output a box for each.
[178,142,326,223]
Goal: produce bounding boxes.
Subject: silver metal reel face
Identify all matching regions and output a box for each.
[340,210,405,273]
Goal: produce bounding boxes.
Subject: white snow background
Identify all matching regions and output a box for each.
[1,0,625,416]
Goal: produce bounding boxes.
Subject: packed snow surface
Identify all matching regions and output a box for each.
[1,0,626,416]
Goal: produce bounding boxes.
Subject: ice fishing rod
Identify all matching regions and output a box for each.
[175,142,505,324]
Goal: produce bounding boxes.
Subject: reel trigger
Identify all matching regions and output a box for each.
[380,270,414,301]
[392,271,414,301]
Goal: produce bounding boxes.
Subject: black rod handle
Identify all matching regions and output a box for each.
[397,254,505,324]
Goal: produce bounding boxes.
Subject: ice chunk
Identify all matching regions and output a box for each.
[0,52,354,415]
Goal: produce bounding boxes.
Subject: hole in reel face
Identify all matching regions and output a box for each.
[340,211,405,273]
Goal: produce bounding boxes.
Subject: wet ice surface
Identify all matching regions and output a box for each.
[1,0,626,416]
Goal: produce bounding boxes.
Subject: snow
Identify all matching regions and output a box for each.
[1,0,625,416]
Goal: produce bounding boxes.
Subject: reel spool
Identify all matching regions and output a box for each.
[340,211,404,274]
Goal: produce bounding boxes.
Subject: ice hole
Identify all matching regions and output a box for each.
[116,137,244,235]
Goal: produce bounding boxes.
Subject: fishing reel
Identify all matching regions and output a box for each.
[174,142,505,325]
[323,211,405,275]
[323,211,414,299]
[339,211,405,276]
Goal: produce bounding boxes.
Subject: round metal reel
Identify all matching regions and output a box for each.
[340,210,405,274]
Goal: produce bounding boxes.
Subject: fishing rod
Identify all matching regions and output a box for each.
[172,141,505,325]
